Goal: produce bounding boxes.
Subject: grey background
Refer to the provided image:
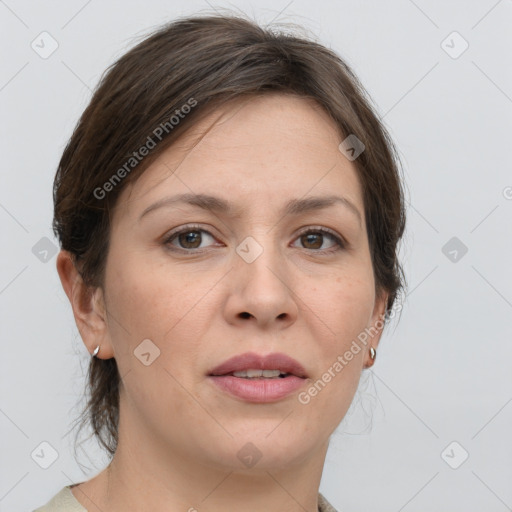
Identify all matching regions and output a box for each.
[1,1,511,511]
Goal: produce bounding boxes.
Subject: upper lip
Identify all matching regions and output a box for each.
[208,352,308,378]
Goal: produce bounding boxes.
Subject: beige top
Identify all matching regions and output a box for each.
[33,484,338,511]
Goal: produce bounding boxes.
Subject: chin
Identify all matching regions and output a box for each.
[199,426,323,472]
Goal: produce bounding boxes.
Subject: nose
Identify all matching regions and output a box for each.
[223,240,299,330]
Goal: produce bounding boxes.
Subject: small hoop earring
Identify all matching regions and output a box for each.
[92,345,100,357]
[369,347,376,360]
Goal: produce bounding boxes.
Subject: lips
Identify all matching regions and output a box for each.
[208,352,308,378]
[208,352,308,403]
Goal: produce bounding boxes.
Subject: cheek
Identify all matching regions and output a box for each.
[297,271,374,420]
[106,265,170,339]
[312,270,375,348]
[102,256,210,414]
[106,252,187,333]
[104,253,219,369]
[300,305,370,433]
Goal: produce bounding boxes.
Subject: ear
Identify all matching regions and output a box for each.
[363,288,389,369]
[56,250,114,359]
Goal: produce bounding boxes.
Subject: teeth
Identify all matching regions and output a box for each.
[232,369,286,378]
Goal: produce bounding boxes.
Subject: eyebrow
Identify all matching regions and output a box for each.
[138,193,362,226]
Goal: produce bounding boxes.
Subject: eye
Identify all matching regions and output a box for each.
[163,225,218,251]
[291,227,345,253]
[163,224,345,254]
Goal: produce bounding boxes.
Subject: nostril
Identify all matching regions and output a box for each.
[239,312,252,319]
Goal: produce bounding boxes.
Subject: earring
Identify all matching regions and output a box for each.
[365,346,376,369]
[92,345,100,357]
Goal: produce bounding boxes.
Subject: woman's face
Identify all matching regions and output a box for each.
[100,93,387,471]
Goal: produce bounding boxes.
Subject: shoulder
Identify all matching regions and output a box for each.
[318,492,338,512]
[32,485,87,512]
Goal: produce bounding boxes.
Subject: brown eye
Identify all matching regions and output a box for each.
[300,232,323,249]
[177,230,202,248]
[164,226,217,251]
[292,228,344,253]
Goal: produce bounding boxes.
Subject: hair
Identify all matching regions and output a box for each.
[53,12,407,460]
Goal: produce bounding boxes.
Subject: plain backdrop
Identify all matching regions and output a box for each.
[1,1,511,511]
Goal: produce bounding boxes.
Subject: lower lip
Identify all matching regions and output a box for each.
[208,375,306,403]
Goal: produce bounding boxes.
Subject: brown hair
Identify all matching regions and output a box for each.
[53,12,407,459]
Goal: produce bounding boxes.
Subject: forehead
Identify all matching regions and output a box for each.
[115,93,364,221]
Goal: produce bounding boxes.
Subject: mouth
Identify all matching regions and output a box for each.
[219,369,292,379]
[208,351,308,379]
[207,352,308,403]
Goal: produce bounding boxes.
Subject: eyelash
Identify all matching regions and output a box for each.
[162,224,346,255]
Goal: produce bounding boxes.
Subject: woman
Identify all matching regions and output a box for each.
[34,12,406,512]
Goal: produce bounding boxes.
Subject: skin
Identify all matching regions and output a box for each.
[57,93,388,512]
